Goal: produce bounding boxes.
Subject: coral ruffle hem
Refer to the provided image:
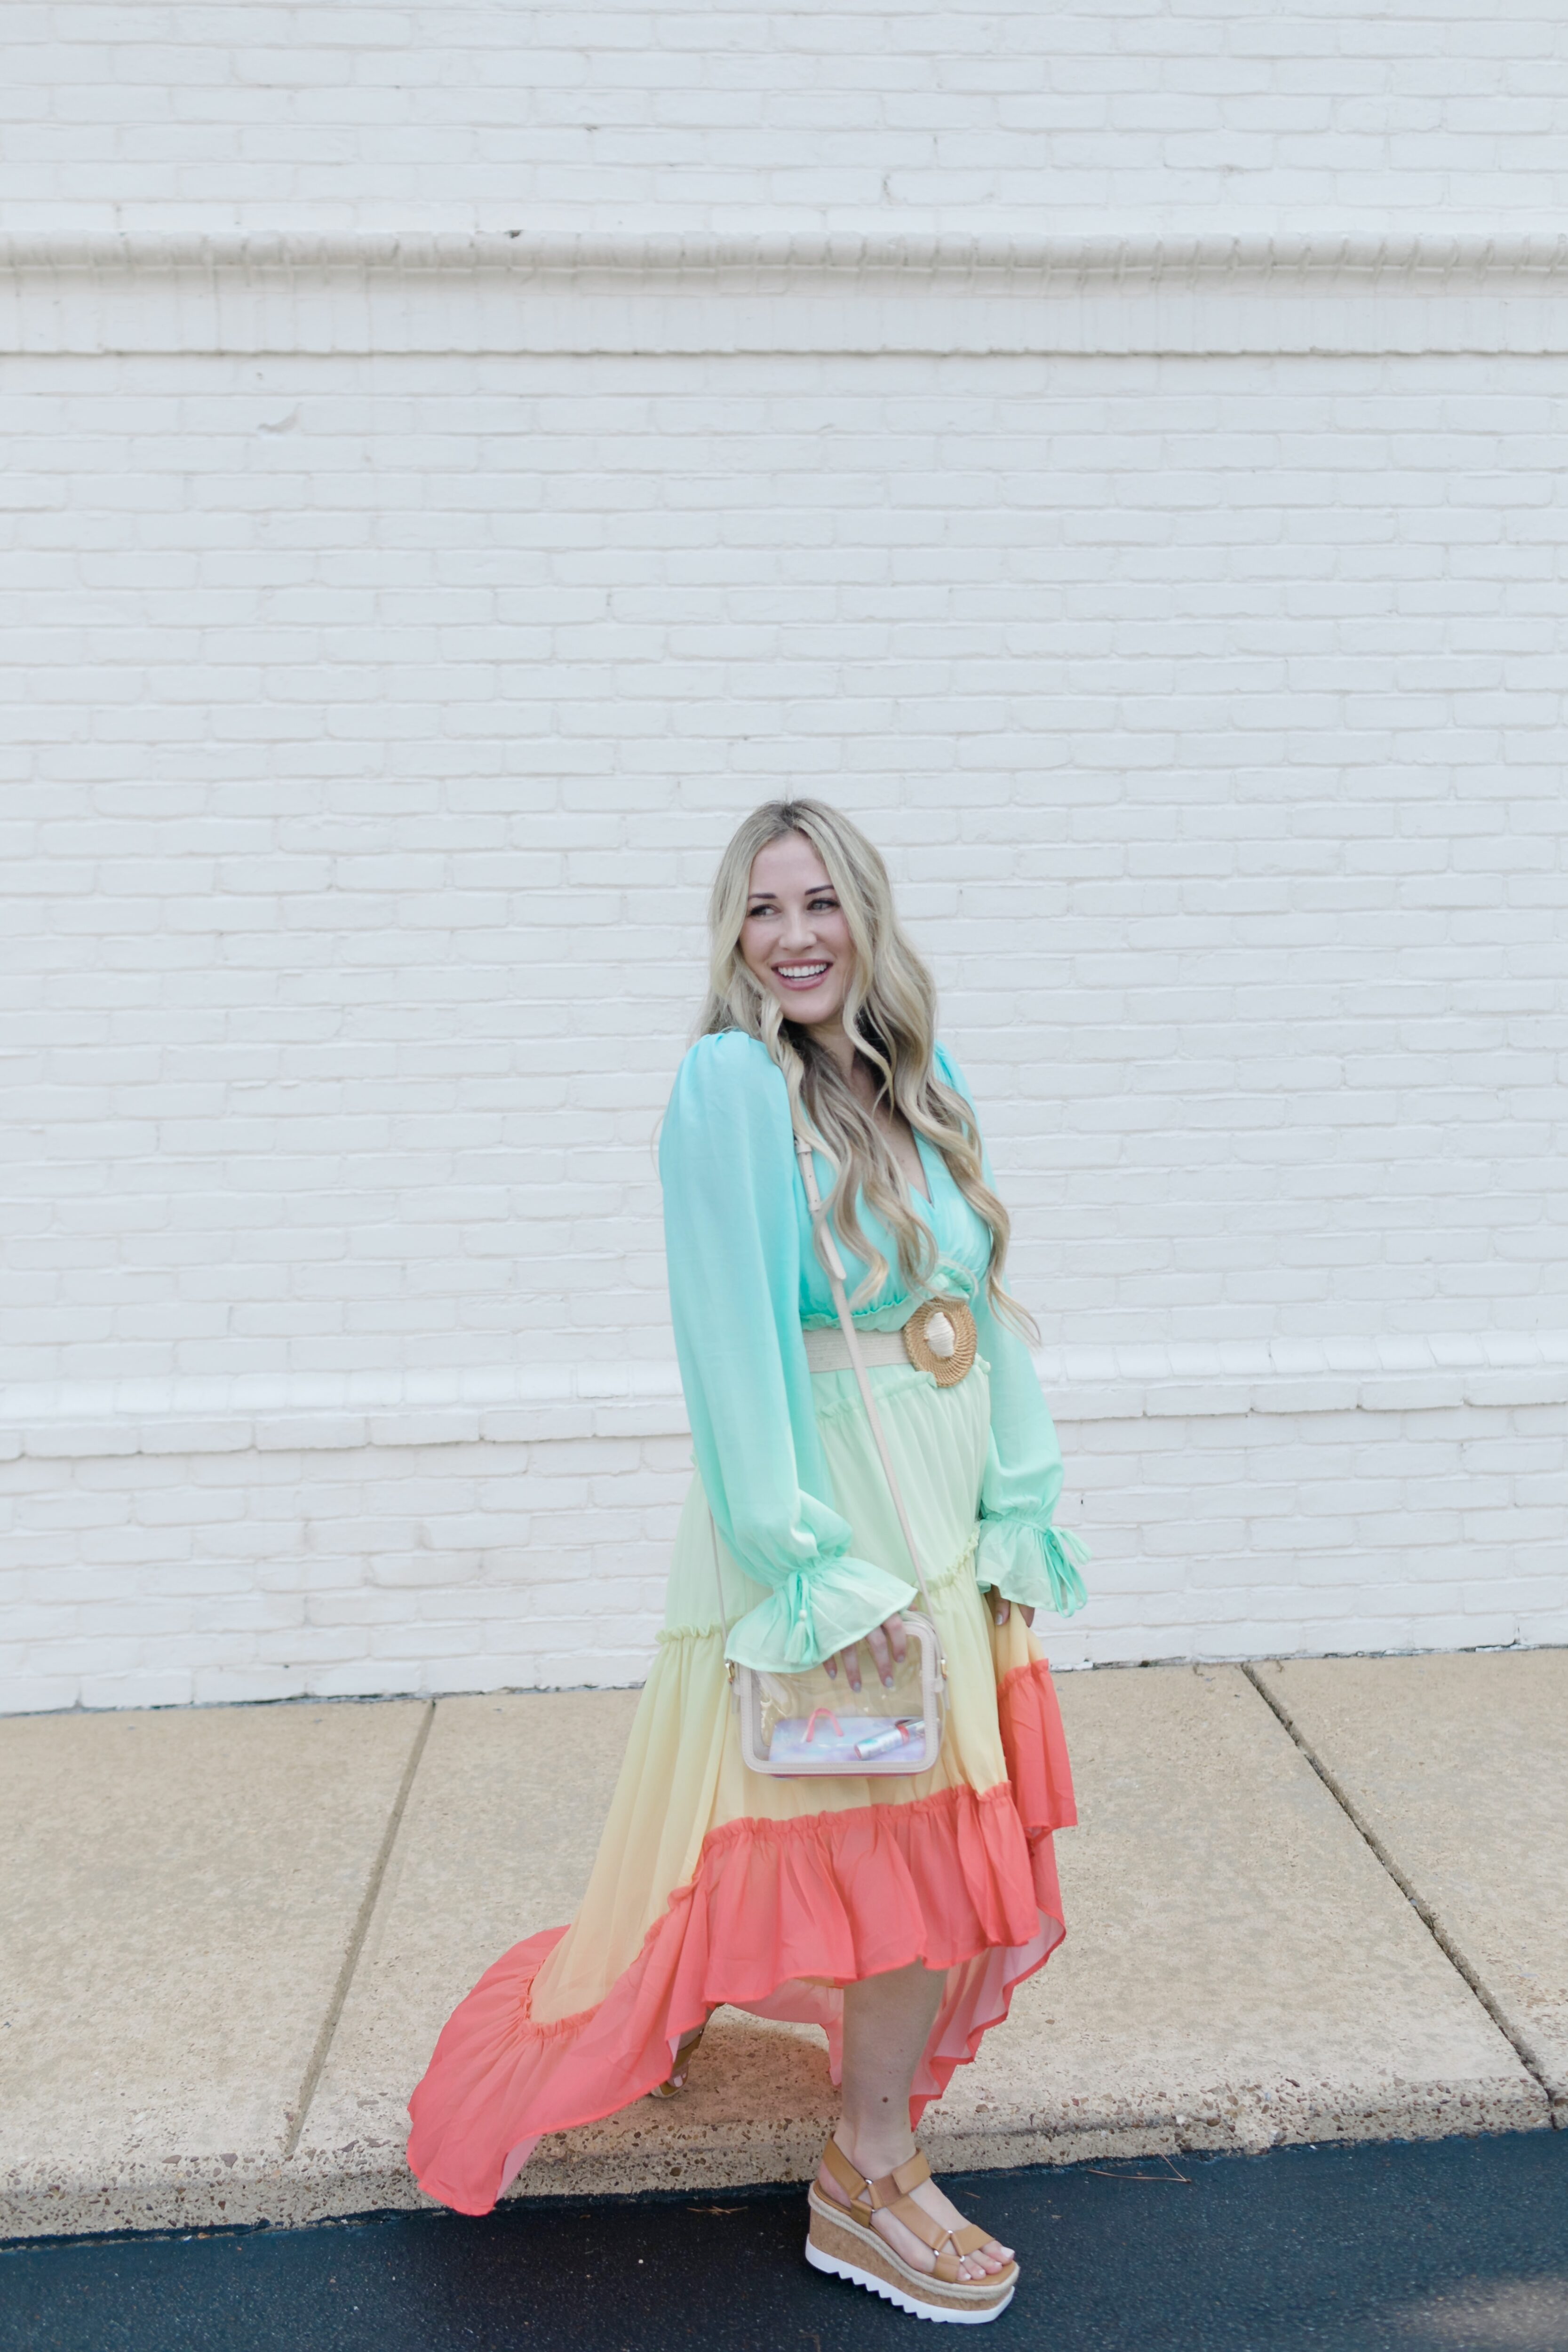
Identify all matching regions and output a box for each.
[407,1657,1073,2218]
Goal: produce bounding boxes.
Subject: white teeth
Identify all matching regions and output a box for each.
[777,964,828,978]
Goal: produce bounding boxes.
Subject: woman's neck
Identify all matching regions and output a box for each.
[799,1019,928,1196]
[803,1017,861,1092]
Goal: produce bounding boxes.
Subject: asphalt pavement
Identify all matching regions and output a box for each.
[6,2130,1567,2352]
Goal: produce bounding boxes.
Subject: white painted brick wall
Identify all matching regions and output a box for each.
[5,3,1568,234]
[3,1398,1563,1713]
[5,353,1564,1393]
[2,8,1566,1709]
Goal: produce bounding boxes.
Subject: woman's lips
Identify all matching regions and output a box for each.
[772,961,831,991]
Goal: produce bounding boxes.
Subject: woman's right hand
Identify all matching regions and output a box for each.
[825,1613,909,1694]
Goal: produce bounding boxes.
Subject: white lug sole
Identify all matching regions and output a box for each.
[805,2236,1016,2325]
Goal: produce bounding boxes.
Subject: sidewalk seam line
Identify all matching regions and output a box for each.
[282,1697,437,2163]
[1240,1661,1561,2126]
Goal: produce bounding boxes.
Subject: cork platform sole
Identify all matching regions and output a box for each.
[805,2187,1018,2324]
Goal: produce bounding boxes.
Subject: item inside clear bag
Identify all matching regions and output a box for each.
[752,1638,935,1773]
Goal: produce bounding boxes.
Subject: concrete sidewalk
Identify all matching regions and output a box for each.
[2,1654,1564,2240]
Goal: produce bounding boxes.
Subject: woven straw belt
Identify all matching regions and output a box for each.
[803,1296,978,1388]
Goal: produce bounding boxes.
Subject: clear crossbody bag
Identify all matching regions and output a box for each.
[709,1134,950,1780]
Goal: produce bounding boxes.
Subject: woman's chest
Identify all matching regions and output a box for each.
[796,1152,992,1313]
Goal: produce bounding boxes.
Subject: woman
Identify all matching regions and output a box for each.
[408,801,1085,2325]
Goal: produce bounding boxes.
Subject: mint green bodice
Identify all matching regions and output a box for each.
[659,1030,1086,1673]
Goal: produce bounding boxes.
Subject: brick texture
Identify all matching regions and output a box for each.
[2,11,1566,1708]
[3,4,1567,233]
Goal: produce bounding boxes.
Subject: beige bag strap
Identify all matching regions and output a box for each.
[793,1133,937,1621]
[707,1506,733,1666]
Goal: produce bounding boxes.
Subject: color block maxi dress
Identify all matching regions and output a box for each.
[407,1032,1087,2216]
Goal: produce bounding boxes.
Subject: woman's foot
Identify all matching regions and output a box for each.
[814,2133,1014,2282]
[648,2022,707,2098]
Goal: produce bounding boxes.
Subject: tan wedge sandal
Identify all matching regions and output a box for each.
[647,2020,708,2099]
[806,2137,1018,2324]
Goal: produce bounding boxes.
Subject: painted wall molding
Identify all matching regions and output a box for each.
[6,1332,1565,1461]
[4,228,1568,356]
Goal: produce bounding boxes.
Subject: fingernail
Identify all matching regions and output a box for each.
[882,1674,894,1688]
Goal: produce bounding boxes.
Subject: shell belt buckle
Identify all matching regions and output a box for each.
[902,1296,978,1387]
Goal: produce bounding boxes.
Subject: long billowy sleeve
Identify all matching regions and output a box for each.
[935,1045,1089,1619]
[659,1030,917,1671]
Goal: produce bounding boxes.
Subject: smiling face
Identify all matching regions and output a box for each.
[739,831,856,1036]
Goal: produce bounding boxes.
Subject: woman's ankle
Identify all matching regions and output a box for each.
[833,2123,916,2181]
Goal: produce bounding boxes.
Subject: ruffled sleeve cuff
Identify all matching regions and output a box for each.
[976,1515,1090,1617]
[724,1553,918,1673]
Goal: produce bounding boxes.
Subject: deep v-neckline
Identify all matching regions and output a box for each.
[850,1078,932,1203]
[902,1125,934,1206]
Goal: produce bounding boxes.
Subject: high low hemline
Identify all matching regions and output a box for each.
[407,1658,1071,2218]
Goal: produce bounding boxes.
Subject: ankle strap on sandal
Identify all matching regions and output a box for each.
[868,2150,932,2207]
[820,2134,875,2219]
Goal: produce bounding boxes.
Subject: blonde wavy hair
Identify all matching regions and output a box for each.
[699,800,1036,1338]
